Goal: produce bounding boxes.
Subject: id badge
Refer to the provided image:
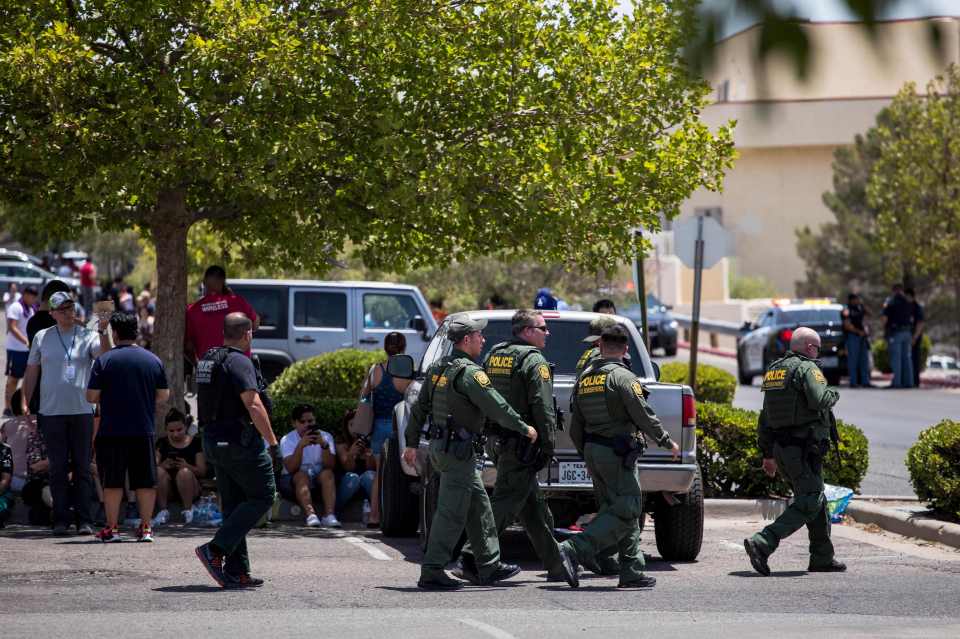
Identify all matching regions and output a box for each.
[62,364,77,383]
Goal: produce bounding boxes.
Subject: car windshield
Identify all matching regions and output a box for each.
[479,320,645,377]
[777,309,843,325]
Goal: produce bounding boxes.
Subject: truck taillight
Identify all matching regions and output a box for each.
[779,328,793,343]
[682,393,696,428]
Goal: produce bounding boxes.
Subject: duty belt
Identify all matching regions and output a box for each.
[583,433,620,448]
[772,428,815,448]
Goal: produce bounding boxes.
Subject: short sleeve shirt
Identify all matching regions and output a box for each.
[279,429,334,475]
[157,437,204,465]
[87,344,168,436]
[198,349,259,426]
[5,301,33,352]
[185,293,258,360]
[28,325,103,416]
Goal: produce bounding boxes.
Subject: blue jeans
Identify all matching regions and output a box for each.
[888,329,914,388]
[845,334,870,387]
[337,470,375,509]
[370,417,393,458]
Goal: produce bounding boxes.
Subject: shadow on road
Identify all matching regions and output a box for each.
[153,585,231,593]
[729,570,808,578]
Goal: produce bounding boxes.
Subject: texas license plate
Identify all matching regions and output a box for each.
[558,461,592,484]
[821,356,838,369]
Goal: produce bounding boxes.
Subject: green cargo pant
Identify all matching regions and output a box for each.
[203,429,277,577]
[751,441,834,567]
[422,438,501,581]
[560,443,645,582]
[460,443,563,576]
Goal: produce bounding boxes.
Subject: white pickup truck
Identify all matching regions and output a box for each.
[378,309,704,561]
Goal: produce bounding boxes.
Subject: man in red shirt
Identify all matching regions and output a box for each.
[185,266,259,362]
[79,260,97,315]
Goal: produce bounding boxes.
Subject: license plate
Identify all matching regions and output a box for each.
[558,461,592,484]
[821,356,838,369]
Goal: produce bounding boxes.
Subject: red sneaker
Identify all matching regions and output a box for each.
[95,526,121,543]
[137,523,154,543]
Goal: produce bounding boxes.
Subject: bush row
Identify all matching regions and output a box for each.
[659,362,737,405]
[907,420,960,521]
[696,402,869,498]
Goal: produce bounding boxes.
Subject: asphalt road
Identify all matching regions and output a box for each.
[1,517,958,638]
[661,349,960,496]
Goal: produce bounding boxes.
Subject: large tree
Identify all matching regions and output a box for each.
[0,0,734,407]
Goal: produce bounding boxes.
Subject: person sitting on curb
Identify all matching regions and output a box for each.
[154,408,207,526]
[278,404,340,528]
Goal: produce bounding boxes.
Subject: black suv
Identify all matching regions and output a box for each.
[736,301,846,386]
[623,294,679,357]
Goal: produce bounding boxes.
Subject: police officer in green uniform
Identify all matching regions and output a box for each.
[194,313,280,589]
[403,313,576,589]
[575,316,620,375]
[743,327,847,576]
[456,309,565,582]
[558,324,679,588]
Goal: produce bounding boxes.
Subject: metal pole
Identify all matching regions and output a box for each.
[688,217,705,393]
[632,229,650,353]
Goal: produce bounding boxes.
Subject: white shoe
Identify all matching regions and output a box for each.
[306,513,322,527]
[320,514,342,528]
[151,509,170,527]
[182,508,194,525]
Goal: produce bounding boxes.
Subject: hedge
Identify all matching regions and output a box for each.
[871,334,931,375]
[696,402,869,498]
[268,349,386,439]
[659,362,737,405]
[906,420,960,521]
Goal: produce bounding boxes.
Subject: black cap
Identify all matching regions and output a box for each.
[599,324,629,344]
[22,285,39,296]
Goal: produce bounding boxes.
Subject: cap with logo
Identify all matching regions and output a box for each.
[446,312,488,342]
[582,315,620,343]
[49,291,75,310]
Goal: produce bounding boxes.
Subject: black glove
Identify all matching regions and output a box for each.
[269,444,283,476]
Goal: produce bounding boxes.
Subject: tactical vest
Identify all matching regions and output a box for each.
[429,357,485,434]
[196,347,232,426]
[576,346,599,374]
[484,341,540,420]
[575,361,629,434]
[761,353,822,429]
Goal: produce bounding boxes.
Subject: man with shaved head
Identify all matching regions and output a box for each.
[744,326,846,576]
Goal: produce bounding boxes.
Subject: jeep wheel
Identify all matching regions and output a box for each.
[379,436,419,537]
[419,456,440,552]
[737,354,753,385]
[654,465,704,561]
[664,345,678,357]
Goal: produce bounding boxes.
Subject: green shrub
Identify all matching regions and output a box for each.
[906,420,960,520]
[871,334,931,374]
[660,362,737,405]
[268,349,386,439]
[696,402,869,497]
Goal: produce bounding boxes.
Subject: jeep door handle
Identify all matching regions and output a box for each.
[359,338,379,344]
[295,336,316,343]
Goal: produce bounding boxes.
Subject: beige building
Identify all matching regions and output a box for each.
[670,15,960,296]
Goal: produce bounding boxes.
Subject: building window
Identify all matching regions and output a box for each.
[695,207,723,226]
[716,79,729,103]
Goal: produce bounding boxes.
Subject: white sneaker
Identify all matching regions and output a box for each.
[151,509,170,527]
[320,514,342,528]
[306,513,322,527]
[182,508,194,525]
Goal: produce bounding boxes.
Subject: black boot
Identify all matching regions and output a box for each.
[743,538,771,576]
[417,571,464,590]
[618,574,656,589]
[808,559,847,573]
[476,562,521,586]
[452,553,480,583]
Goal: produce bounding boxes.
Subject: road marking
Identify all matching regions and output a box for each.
[459,618,518,639]
[343,536,391,561]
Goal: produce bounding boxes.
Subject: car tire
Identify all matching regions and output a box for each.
[419,456,440,552]
[737,354,753,385]
[653,465,704,562]
[379,436,419,537]
[664,345,678,357]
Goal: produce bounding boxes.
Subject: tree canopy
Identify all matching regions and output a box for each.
[0,0,735,405]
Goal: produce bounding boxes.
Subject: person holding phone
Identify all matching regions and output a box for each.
[277,403,339,528]
[154,408,206,525]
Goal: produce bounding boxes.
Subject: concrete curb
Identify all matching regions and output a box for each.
[846,501,960,549]
[705,498,787,520]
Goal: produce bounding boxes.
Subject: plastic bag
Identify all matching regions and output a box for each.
[824,484,854,523]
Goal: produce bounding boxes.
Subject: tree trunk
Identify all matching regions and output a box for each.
[149,189,192,414]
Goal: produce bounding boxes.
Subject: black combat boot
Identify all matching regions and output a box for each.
[617,574,657,589]
[452,553,480,583]
[743,537,771,576]
[474,562,521,586]
[417,571,464,590]
[808,559,847,573]
[558,543,580,588]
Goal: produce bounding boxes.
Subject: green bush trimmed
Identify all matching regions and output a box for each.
[268,349,386,439]
[871,334,931,374]
[696,402,869,497]
[906,420,960,520]
[659,362,737,405]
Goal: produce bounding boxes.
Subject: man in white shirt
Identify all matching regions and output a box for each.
[278,403,340,528]
[5,285,37,417]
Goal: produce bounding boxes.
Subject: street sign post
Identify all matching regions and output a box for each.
[631,229,650,353]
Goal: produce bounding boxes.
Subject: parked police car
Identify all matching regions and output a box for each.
[736,299,846,386]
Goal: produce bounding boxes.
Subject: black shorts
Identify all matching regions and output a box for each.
[95,436,158,490]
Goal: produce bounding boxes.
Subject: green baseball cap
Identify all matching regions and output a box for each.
[446,312,487,341]
[582,315,620,343]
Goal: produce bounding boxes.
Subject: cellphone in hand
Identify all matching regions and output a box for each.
[357,435,371,449]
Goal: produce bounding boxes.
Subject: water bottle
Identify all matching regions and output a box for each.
[362,499,371,525]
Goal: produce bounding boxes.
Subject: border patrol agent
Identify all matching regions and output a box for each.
[744,326,847,576]
[194,313,280,589]
[575,316,620,375]
[456,309,566,582]
[403,313,576,589]
[558,325,679,588]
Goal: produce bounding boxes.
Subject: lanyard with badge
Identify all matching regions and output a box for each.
[55,326,78,383]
